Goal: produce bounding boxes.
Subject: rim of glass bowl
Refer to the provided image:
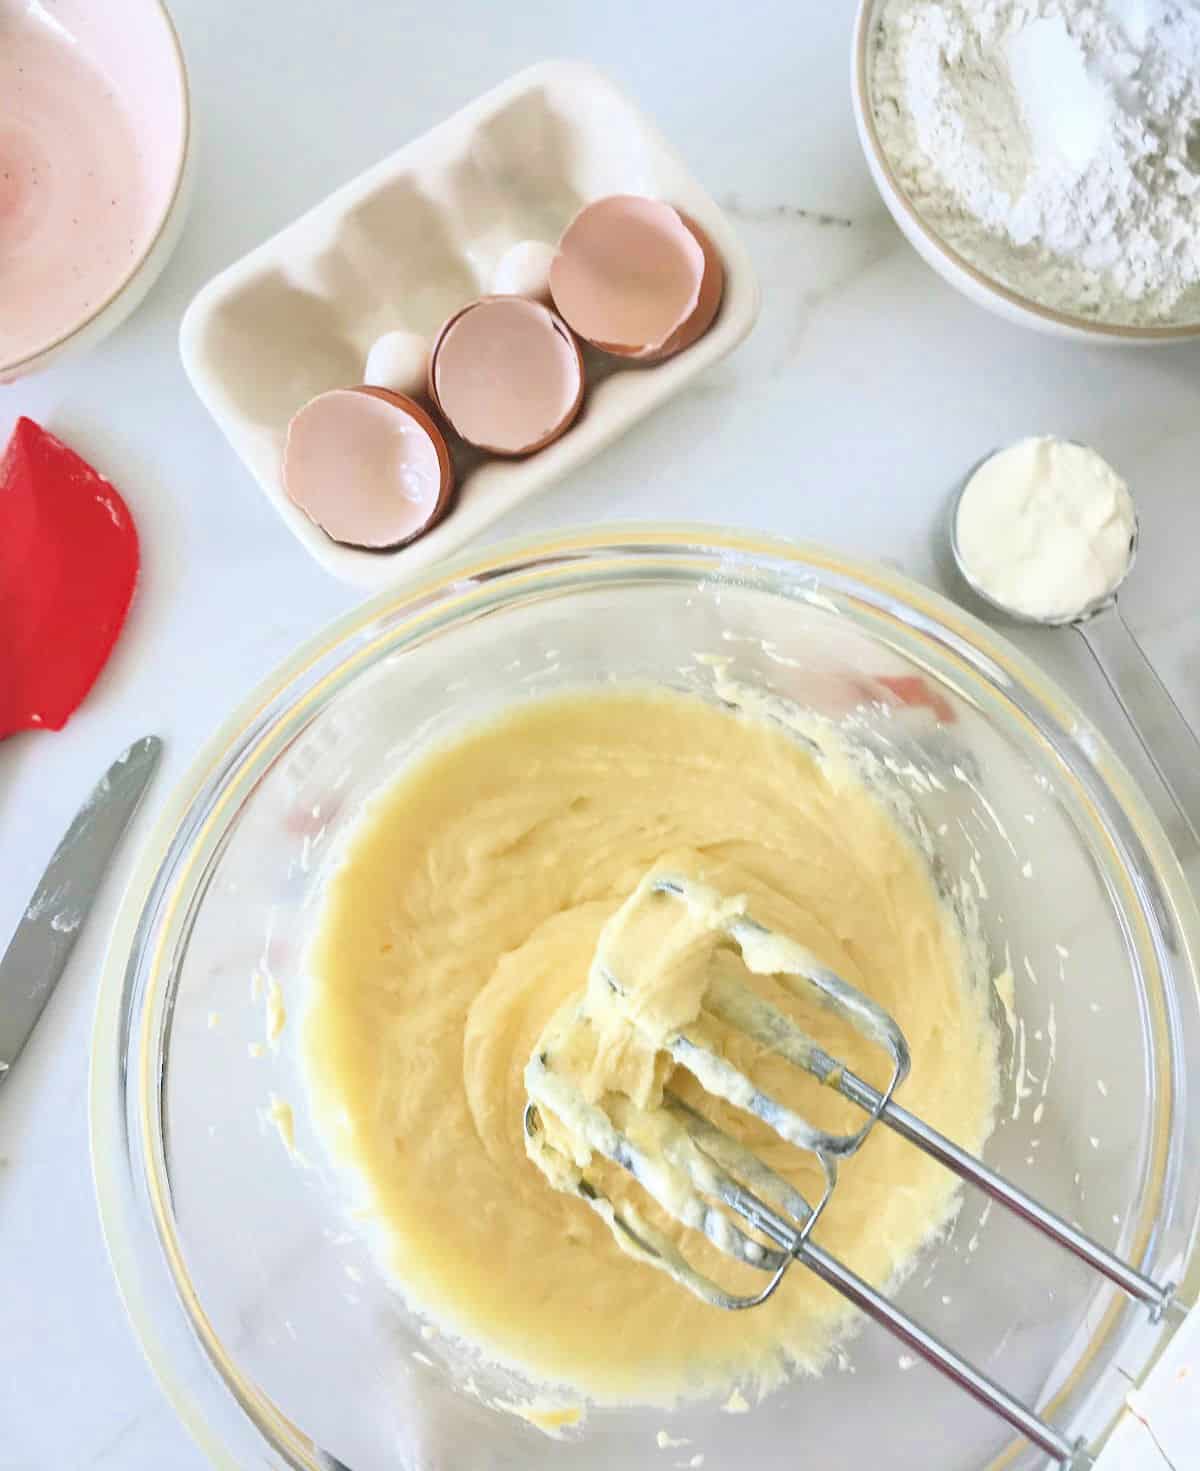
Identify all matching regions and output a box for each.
[90,524,1200,1470]
[852,0,1200,342]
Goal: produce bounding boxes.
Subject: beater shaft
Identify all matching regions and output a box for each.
[860,1086,1175,1319]
[800,1239,1092,1468]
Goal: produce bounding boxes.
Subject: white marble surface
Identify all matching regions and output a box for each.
[1,2,1198,1468]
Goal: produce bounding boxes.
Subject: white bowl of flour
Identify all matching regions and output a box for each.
[852,0,1200,341]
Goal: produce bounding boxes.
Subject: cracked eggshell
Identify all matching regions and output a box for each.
[428,296,584,457]
[550,195,724,363]
[282,386,454,551]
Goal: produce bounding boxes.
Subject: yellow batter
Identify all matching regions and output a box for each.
[303,687,996,1404]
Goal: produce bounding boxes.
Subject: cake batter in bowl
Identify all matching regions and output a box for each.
[303,687,998,1406]
[91,527,1200,1470]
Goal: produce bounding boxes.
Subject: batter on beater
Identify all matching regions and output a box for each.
[302,687,997,1404]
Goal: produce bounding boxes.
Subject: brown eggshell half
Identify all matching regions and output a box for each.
[428,296,585,457]
[549,195,725,363]
[282,385,455,551]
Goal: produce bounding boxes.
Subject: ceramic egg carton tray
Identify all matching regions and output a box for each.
[180,60,760,588]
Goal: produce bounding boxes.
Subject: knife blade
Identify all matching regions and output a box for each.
[0,735,162,1081]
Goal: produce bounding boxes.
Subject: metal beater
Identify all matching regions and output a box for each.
[523,876,1181,1470]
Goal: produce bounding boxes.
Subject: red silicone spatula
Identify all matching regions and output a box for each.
[0,418,139,738]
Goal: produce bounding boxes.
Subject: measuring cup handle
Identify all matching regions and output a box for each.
[1076,603,1200,855]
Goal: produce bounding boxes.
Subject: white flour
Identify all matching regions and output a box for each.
[870,0,1200,323]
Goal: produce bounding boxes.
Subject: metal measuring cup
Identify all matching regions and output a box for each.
[949,447,1200,854]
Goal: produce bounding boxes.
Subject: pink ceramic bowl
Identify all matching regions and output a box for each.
[0,0,191,382]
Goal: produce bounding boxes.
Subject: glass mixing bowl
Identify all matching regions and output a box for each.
[91,527,1200,1470]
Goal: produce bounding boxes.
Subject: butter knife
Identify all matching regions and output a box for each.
[0,735,162,1081]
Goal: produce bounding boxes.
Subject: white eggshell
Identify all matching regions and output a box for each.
[364,330,429,398]
[491,240,556,301]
